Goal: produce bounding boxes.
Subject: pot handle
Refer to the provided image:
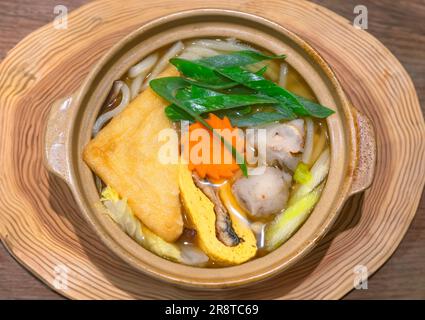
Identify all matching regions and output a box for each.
[348,105,377,196]
[44,94,77,184]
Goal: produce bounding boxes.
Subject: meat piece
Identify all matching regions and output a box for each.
[232,167,291,217]
[247,119,305,171]
[192,173,240,247]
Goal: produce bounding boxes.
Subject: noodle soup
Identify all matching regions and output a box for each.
[83,38,333,267]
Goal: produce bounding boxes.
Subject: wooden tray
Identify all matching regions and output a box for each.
[0,0,423,299]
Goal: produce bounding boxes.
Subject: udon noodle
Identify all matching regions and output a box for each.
[83,38,333,267]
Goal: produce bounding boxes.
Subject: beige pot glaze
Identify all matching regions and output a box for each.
[44,9,376,289]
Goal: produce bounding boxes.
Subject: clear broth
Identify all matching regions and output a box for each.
[95,38,329,267]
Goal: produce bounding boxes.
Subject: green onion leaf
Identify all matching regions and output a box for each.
[156,77,279,120]
[170,58,235,89]
[293,162,313,184]
[170,51,334,119]
[150,77,248,176]
[228,109,295,127]
[196,50,286,69]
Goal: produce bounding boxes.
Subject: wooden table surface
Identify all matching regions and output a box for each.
[0,0,424,300]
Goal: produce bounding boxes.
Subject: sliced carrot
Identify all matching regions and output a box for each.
[182,113,244,181]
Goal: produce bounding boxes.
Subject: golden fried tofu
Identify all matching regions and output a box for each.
[83,67,183,242]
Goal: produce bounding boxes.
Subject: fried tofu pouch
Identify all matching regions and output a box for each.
[179,164,257,264]
[83,67,183,242]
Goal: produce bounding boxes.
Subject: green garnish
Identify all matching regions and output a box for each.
[171,57,270,90]
[150,77,248,176]
[170,58,235,89]
[227,109,294,127]
[195,50,286,68]
[265,183,323,251]
[214,66,304,116]
[149,50,335,175]
[293,162,313,184]
[162,79,279,122]
[170,52,334,118]
[293,94,335,118]
[169,50,282,89]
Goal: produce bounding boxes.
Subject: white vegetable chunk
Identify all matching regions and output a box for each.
[279,63,288,88]
[232,167,291,217]
[289,148,330,205]
[302,117,314,164]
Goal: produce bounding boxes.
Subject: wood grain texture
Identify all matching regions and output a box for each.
[0,0,424,299]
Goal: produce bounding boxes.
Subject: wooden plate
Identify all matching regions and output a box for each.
[0,0,423,299]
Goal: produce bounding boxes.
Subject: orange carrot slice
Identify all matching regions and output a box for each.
[182,113,244,181]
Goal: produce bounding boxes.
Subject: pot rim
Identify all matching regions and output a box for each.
[63,8,358,288]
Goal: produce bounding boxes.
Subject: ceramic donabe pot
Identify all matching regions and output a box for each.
[44,9,376,289]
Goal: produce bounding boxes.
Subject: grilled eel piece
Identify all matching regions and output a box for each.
[178,163,257,265]
[192,173,240,247]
